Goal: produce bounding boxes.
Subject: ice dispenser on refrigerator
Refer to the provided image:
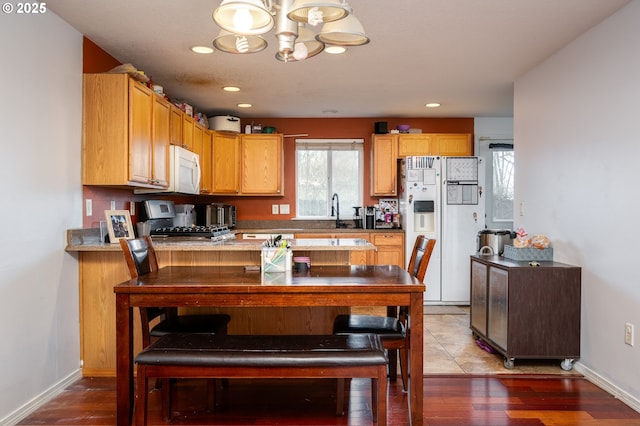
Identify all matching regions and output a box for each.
[413,200,435,233]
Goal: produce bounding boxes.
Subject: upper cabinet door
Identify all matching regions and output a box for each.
[371,134,398,196]
[434,134,472,156]
[240,134,283,195]
[398,134,434,156]
[128,80,153,184]
[212,131,240,194]
[200,129,213,194]
[151,95,170,187]
[182,114,194,151]
[169,104,183,146]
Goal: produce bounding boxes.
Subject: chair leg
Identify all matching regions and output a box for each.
[387,348,398,380]
[161,379,171,422]
[135,366,148,426]
[399,347,409,392]
[376,365,388,426]
[371,378,378,420]
[206,379,217,411]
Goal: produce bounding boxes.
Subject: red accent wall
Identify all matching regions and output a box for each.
[83,37,120,73]
[81,37,474,226]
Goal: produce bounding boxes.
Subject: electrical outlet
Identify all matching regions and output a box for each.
[85,199,92,217]
[279,204,290,214]
[519,201,525,216]
[110,200,116,210]
[625,322,634,346]
[271,204,279,215]
[129,202,135,216]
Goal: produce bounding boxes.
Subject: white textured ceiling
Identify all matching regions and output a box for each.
[47,0,629,118]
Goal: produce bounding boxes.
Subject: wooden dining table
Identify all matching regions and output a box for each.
[114,264,425,426]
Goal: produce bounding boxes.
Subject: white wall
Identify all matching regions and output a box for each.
[514,0,640,406]
[0,10,83,424]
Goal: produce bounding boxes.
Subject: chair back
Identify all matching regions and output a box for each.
[120,236,166,347]
[119,236,158,278]
[406,236,436,282]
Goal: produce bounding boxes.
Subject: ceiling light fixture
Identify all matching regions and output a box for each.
[212,29,268,53]
[211,0,368,62]
[237,103,253,108]
[324,45,345,54]
[191,46,214,54]
[223,86,241,92]
[426,103,441,108]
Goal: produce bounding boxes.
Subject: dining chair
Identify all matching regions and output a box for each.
[119,235,231,420]
[333,235,436,391]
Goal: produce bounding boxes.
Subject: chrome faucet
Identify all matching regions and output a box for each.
[331,193,346,228]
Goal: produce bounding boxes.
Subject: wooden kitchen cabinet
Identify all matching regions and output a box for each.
[150,95,170,188]
[82,73,168,189]
[370,232,404,267]
[371,134,398,196]
[240,133,284,195]
[397,134,434,156]
[470,255,581,370]
[434,133,472,156]
[199,129,213,194]
[211,131,240,194]
[169,104,183,146]
[182,114,194,151]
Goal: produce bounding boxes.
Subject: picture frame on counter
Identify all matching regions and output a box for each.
[105,210,134,243]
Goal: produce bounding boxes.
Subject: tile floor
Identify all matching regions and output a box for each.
[355,306,580,376]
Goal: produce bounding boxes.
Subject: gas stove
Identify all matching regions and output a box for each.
[150,225,235,241]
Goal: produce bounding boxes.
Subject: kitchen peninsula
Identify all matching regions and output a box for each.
[66,230,379,376]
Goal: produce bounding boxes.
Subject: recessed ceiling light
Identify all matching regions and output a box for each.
[191,46,214,54]
[223,86,240,92]
[426,103,441,108]
[325,46,346,54]
[237,103,252,108]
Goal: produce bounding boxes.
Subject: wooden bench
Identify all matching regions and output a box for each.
[134,333,388,425]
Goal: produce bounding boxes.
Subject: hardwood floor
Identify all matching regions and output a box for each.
[17,375,640,425]
[16,310,640,425]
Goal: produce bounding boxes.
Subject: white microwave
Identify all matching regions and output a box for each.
[135,145,200,195]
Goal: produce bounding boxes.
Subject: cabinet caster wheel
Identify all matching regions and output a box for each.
[560,358,575,371]
[503,358,515,369]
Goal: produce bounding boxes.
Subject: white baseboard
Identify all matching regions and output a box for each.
[574,362,640,413]
[1,369,82,426]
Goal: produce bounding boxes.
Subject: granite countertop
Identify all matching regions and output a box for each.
[65,229,377,252]
[238,227,403,234]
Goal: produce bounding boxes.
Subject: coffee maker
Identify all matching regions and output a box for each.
[364,206,376,229]
[353,206,363,228]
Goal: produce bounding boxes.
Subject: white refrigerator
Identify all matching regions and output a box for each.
[399,156,485,304]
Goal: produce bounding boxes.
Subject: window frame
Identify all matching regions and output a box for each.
[294,139,364,220]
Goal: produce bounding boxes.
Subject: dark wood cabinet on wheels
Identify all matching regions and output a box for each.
[470,254,581,370]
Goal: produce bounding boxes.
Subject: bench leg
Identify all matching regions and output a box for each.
[336,379,345,416]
